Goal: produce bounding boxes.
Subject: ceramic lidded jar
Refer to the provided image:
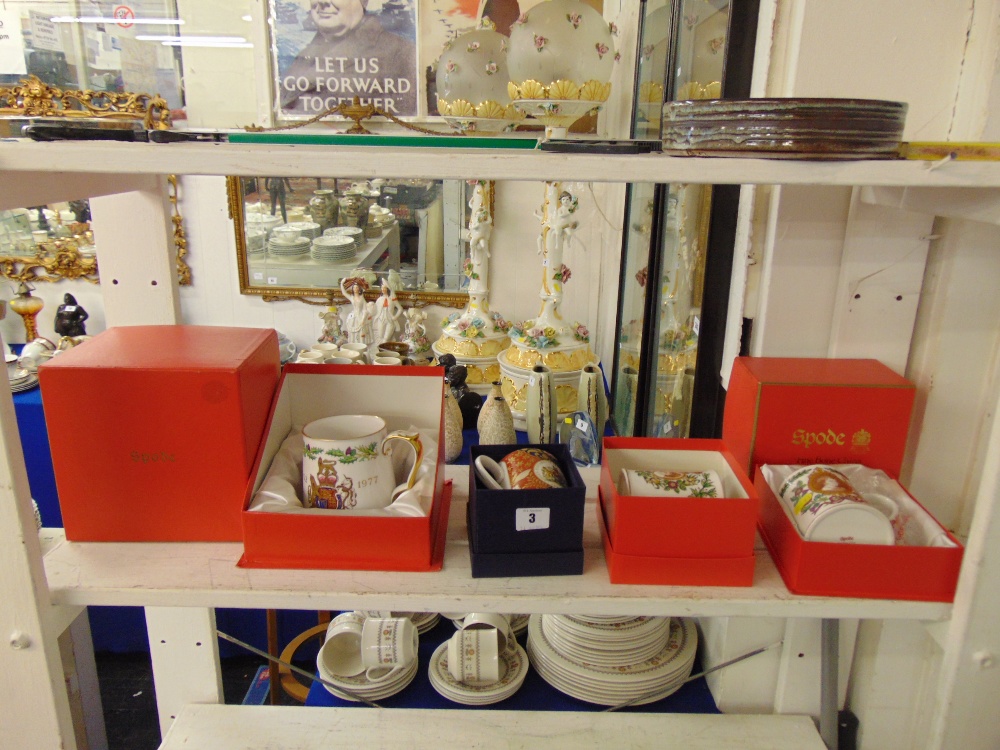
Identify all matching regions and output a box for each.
[436,20,524,133]
[507,0,616,121]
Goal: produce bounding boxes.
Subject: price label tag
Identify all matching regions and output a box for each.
[515,507,550,531]
[529,376,536,387]
[693,316,701,336]
[267,276,279,285]
[253,272,264,281]
[576,417,589,433]
[542,258,549,266]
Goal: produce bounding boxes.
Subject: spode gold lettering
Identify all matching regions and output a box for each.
[130,451,176,463]
[791,428,846,448]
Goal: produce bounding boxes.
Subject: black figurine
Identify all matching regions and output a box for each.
[437,353,457,372]
[446,364,483,430]
[53,293,88,337]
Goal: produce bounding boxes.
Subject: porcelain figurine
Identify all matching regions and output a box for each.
[340,277,373,348]
[372,279,404,344]
[318,305,347,347]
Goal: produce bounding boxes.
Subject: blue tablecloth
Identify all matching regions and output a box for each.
[304,616,719,713]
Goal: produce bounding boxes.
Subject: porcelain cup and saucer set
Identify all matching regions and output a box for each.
[427,612,530,705]
[316,613,420,701]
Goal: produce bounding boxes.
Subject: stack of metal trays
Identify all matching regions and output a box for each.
[661,98,907,159]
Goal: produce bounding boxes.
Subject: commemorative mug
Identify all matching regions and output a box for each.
[474,447,567,491]
[618,468,723,498]
[302,415,422,510]
[778,464,897,544]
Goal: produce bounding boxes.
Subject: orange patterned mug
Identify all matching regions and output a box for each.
[474,448,568,490]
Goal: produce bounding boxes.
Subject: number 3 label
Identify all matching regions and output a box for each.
[515,507,550,531]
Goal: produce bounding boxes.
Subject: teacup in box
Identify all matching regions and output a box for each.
[474,447,568,491]
[618,468,724,498]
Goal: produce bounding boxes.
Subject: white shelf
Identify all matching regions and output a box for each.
[3,140,1000,186]
[40,466,952,621]
[160,704,827,750]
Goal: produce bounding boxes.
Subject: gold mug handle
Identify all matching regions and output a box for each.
[382,430,424,499]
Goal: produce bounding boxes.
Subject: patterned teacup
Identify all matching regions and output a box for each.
[474,447,567,491]
[301,415,422,510]
[618,469,723,498]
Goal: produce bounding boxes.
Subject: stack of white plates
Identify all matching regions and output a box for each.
[444,613,530,636]
[325,226,365,252]
[427,640,530,706]
[267,236,310,258]
[311,235,356,263]
[527,615,697,707]
[9,368,38,393]
[317,657,419,703]
[285,221,322,239]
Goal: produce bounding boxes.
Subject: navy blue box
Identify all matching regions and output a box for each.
[468,443,585,577]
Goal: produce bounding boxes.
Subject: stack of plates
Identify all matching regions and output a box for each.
[325,226,365,252]
[311,235,356,263]
[527,614,697,706]
[9,368,38,393]
[284,221,322,240]
[427,640,530,706]
[317,657,419,703]
[662,98,907,159]
[267,236,310,258]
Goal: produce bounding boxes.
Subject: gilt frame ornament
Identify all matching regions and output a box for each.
[0,75,171,130]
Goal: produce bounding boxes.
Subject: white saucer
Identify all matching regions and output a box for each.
[427,641,529,705]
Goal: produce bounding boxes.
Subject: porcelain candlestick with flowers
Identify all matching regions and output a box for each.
[433,180,511,393]
[499,182,597,429]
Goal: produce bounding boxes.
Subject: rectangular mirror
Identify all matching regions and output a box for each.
[228,176,470,308]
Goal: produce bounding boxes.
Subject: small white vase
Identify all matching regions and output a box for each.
[577,363,608,434]
[477,381,503,434]
[478,395,516,446]
[444,386,464,463]
[526,364,558,444]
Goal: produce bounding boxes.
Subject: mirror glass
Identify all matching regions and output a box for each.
[0,199,98,284]
[230,176,470,307]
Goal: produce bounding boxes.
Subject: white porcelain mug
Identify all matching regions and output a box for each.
[302,415,423,510]
[778,464,897,544]
[360,617,418,679]
[340,343,369,363]
[618,468,724,498]
[310,343,340,357]
[448,628,500,685]
[460,612,515,655]
[295,351,325,364]
[316,611,366,678]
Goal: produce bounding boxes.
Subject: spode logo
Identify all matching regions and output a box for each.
[791,428,845,448]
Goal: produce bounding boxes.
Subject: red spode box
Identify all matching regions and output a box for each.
[240,364,449,571]
[722,356,962,600]
[600,437,758,559]
[723,357,916,476]
[755,472,962,601]
[39,325,280,541]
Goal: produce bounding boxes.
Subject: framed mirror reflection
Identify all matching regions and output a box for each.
[228,175,471,308]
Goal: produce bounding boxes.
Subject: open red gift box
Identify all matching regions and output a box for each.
[240,363,449,571]
[723,356,963,601]
[597,437,758,586]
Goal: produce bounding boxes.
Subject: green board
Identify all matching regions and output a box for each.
[228,132,539,149]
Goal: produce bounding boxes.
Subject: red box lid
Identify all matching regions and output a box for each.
[723,357,915,476]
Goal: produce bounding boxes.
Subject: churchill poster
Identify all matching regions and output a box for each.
[271,0,419,119]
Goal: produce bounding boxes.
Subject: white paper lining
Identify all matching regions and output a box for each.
[761,464,958,548]
[249,424,438,517]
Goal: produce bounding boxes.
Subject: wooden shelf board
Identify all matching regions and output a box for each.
[3,140,1000,186]
[40,466,952,621]
[160,704,827,750]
